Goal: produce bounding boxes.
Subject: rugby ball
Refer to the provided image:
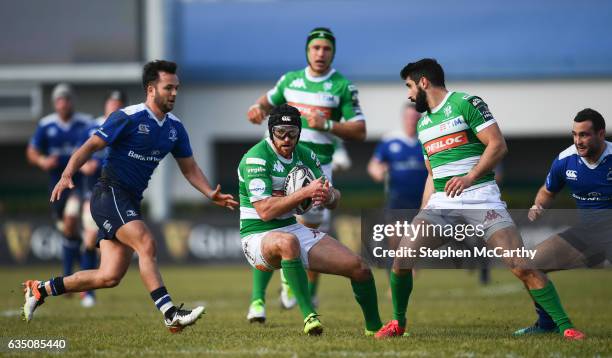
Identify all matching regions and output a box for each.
[284,165,316,214]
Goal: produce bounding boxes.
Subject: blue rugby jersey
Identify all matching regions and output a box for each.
[373,132,428,209]
[546,141,612,209]
[94,103,193,200]
[30,112,93,187]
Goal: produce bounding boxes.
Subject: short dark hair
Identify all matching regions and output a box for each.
[574,108,606,132]
[142,60,177,91]
[400,58,445,87]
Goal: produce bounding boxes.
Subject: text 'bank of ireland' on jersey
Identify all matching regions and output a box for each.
[94,103,193,201]
[417,92,497,192]
[266,68,364,165]
[238,138,325,237]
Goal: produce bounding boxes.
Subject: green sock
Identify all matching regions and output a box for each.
[281,258,316,319]
[390,271,413,328]
[308,276,319,298]
[529,280,573,332]
[251,268,273,303]
[351,277,383,331]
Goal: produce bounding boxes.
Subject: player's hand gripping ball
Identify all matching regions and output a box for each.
[284,165,316,214]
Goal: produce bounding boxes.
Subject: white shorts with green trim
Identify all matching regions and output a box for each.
[241,223,326,271]
[414,181,515,241]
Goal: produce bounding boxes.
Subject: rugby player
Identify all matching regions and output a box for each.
[238,104,382,335]
[375,59,585,340]
[246,27,366,317]
[78,90,128,307]
[22,60,238,332]
[514,108,611,335]
[26,84,93,305]
[368,102,427,209]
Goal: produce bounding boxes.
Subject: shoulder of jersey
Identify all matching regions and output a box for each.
[167,112,182,123]
[243,140,269,161]
[120,103,147,117]
[39,113,59,126]
[557,144,578,161]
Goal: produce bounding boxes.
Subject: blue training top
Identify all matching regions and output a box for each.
[373,132,428,209]
[30,112,93,189]
[546,141,612,209]
[94,103,193,200]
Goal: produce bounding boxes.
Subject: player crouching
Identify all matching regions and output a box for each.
[239,104,382,335]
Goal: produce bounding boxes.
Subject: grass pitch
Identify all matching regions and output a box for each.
[1,266,611,357]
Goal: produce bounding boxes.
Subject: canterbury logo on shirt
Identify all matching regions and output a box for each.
[424,132,468,156]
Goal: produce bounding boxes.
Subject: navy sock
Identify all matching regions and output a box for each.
[49,277,66,296]
[150,286,176,320]
[535,302,556,329]
[62,238,80,276]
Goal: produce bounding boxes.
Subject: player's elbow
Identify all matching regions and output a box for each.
[254,203,273,222]
[354,128,367,142]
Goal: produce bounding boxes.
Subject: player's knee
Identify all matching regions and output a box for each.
[277,233,300,258]
[138,236,157,258]
[510,266,537,282]
[99,272,122,288]
[350,257,372,282]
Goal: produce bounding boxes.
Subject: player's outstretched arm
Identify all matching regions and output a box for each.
[26,145,58,171]
[50,135,107,202]
[247,95,273,125]
[176,156,238,209]
[253,178,324,221]
[367,157,387,183]
[528,185,557,221]
[445,123,507,197]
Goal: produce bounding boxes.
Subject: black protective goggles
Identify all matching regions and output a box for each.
[272,125,300,140]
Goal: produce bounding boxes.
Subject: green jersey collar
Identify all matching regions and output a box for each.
[305,67,336,83]
[429,91,454,114]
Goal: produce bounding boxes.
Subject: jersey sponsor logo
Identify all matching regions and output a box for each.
[323,81,333,91]
[151,150,161,155]
[168,127,178,141]
[318,92,336,104]
[127,150,161,162]
[246,158,266,166]
[247,167,266,174]
[248,178,266,196]
[289,78,306,89]
[439,116,466,132]
[423,131,468,156]
[126,209,137,217]
[273,160,284,173]
[470,97,494,122]
[310,150,321,166]
[287,102,332,120]
[566,170,578,180]
[137,124,150,135]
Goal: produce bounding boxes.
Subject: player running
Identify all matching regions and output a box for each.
[239,104,382,335]
[26,84,94,307]
[375,58,585,340]
[78,90,129,307]
[368,102,428,209]
[246,27,366,317]
[22,60,238,332]
[514,108,611,335]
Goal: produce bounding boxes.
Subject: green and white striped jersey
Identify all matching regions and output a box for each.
[267,67,364,165]
[417,91,497,192]
[238,138,325,237]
